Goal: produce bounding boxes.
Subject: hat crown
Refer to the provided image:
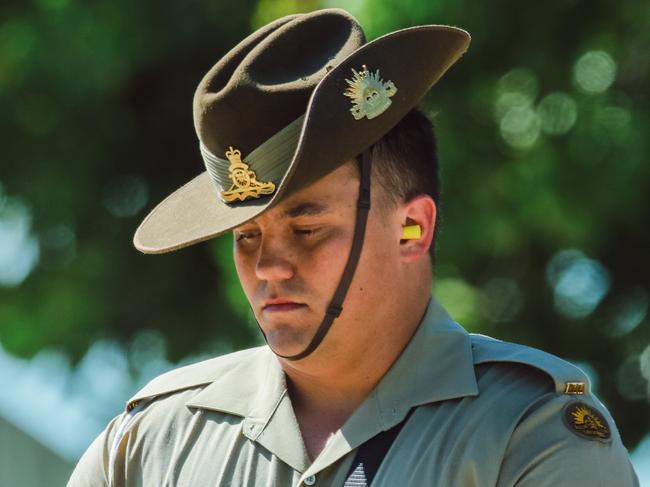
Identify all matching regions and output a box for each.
[193,9,365,159]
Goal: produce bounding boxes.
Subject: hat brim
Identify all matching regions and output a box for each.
[134,25,470,254]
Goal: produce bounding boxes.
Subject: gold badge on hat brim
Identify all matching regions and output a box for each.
[221,147,276,203]
[563,401,611,442]
[344,65,397,120]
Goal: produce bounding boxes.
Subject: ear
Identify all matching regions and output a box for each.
[399,195,436,263]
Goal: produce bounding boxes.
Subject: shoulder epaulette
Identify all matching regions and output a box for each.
[470,334,590,396]
[125,347,264,412]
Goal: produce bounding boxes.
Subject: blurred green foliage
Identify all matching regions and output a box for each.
[1,0,648,449]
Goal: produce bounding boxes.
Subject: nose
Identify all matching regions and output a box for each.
[255,240,295,282]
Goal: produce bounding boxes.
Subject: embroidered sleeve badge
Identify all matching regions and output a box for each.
[221,147,276,203]
[563,401,611,442]
[344,65,397,120]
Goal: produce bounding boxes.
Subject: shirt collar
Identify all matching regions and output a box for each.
[375,297,479,417]
[186,345,284,419]
[186,347,311,471]
[186,297,478,471]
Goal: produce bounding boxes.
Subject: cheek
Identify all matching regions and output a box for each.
[312,230,353,269]
[358,224,400,286]
[290,230,355,297]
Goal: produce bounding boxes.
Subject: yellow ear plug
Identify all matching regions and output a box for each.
[401,224,422,240]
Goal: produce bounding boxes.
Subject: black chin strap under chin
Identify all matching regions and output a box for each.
[259,152,372,361]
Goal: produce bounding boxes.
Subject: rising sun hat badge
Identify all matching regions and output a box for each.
[344,65,398,120]
[221,147,276,203]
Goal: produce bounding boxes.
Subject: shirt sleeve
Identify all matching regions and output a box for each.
[67,414,121,487]
[496,394,639,487]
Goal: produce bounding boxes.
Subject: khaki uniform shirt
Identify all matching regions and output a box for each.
[68,299,639,486]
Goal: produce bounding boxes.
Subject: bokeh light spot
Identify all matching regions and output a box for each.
[537,92,578,135]
[0,193,40,287]
[640,344,650,391]
[605,288,649,338]
[71,341,131,417]
[435,278,479,325]
[546,249,610,319]
[480,277,523,323]
[494,68,542,149]
[573,50,617,94]
[494,92,533,122]
[102,175,149,218]
[500,106,541,149]
[497,67,539,100]
[640,345,650,404]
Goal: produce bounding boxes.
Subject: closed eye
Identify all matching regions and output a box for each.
[235,231,260,241]
[293,227,319,237]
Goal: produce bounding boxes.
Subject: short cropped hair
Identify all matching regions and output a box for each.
[361,108,439,259]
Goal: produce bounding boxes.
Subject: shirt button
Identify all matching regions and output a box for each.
[304,475,316,485]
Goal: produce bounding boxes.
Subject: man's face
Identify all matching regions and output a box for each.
[233,161,403,361]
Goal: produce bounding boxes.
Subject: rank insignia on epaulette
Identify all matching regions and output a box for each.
[563,401,611,442]
[564,382,586,395]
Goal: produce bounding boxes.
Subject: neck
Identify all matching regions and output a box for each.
[279,284,431,450]
[284,354,379,417]
[281,337,396,461]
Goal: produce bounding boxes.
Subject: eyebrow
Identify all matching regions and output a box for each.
[282,201,329,219]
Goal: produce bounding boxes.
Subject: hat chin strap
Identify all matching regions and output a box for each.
[258,152,372,361]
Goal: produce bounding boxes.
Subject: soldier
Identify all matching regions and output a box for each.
[69,8,639,487]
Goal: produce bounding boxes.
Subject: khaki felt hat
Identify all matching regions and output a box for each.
[133,8,470,254]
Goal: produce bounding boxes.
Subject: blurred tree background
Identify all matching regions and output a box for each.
[1,0,649,459]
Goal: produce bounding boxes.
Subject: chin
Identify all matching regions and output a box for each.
[262,323,313,356]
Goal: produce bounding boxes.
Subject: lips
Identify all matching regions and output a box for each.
[262,299,305,312]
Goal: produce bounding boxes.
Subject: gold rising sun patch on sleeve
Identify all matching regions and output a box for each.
[563,401,611,442]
